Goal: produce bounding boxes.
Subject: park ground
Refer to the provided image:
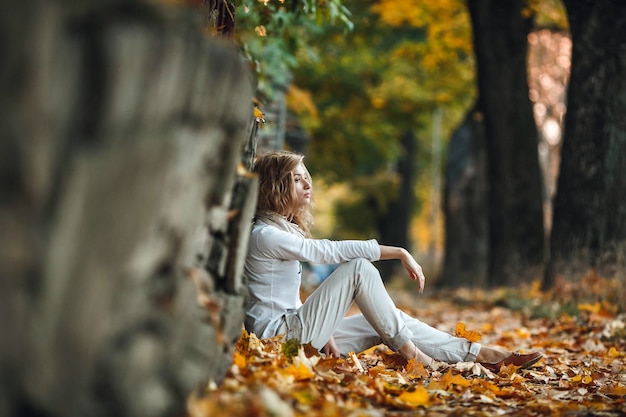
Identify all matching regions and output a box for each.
[187,273,625,416]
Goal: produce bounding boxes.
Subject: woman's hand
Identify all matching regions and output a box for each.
[379,246,426,293]
[399,249,426,293]
[322,337,341,357]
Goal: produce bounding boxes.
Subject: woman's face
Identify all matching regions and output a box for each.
[292,163,312,207]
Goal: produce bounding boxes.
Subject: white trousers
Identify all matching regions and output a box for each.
[278,258,481,363]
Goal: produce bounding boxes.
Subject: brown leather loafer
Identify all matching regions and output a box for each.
[480,351,543,373]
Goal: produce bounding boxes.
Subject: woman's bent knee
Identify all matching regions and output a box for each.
[328,259,381,287]
[348,258,380,279]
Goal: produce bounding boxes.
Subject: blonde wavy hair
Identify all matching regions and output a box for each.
[253,151,314,236]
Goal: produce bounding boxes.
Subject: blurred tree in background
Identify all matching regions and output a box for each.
[287,0,476,279]
[460,0,545,287]
[545,0,626,288]
[232,0,625,293]
[234,0,353,99]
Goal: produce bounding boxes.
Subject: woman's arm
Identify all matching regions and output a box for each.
[257,223,380,264]
[379,246,426,293]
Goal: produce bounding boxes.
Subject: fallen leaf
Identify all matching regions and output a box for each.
[189,278,626,417]
[455,322,482,342]
[395,385,430,407]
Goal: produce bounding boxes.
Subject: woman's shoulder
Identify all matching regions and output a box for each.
[252,219,290,239]
[250,220,304,258]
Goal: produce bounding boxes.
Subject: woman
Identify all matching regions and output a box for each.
[244,150,542,372]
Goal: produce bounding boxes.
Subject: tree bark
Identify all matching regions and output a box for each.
[467,0,545,286]
[442,108,489,287]
[545,0,626,286]
[0,1,255,416]
[377,129,417,281]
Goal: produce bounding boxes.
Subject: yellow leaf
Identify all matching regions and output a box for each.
[254,106,266,124]
[233,351,246,369]
[578,302,601,314]
[396,385,430,406]
[284,362,315,380]
[582,375,593,384]
[607,347,623,358]
[455,322,482,342]
[528,279,543,298]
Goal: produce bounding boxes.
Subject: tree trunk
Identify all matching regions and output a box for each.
[545,0,626,286]
[0,2,256,417]
[442,108,489,287]
[467,0,545,286]
[377,129,417,281]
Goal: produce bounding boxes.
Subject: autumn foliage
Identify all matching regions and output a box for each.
[187,276,625,416]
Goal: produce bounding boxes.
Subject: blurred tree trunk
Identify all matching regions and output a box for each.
[466,0,545,286]
[377,129,416,281]
[0,1,256,417]
[544,0,626,287]
[442,108,489,287]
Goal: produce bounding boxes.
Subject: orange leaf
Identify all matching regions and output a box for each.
[602,384,626,397]
[233,351,246,369]
[440,369,471,389]
[254,106,266,123]
[455,322,482,342]
[499,363,521,378]
[405,359,429,379]
[396,385,430,407]
[472,379,501,395]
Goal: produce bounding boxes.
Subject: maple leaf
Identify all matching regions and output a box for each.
[380,351,408,370]
[433,369,472,390]
[472,378,502,395]
[405,359,429,379]
[499,363,521,378]
[455,322,482,342]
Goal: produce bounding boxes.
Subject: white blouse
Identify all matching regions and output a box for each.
[244,217,380,339]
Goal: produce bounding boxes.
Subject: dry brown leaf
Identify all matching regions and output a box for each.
[188,280,626,417]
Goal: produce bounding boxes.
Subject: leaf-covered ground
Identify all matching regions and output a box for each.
[188,275,626,416]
